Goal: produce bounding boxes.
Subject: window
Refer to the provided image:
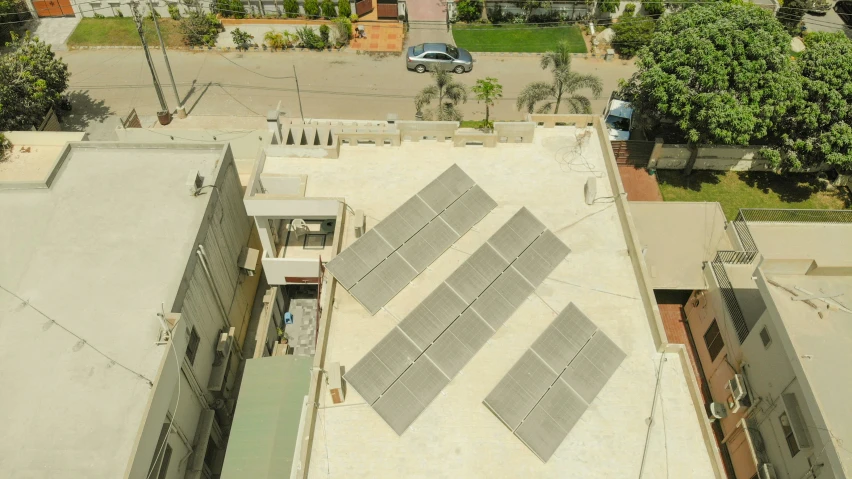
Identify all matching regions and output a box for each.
[703,320,725,361]
[148,422,172,479]
[156,445,172,479]
[780,412,800,457]
[760,327,772,348]
[413,44,424,55]
[446,45,459,58]
[186,327,200,366]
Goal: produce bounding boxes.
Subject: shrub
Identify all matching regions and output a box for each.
[599,0,619,13]
[231,27,254,49]
[350,13,358,21]
[229,0,247,17]
[215,0,246,17]
[321,0,336,18]
[181,12,221,46]
[264,30,294,49]
[623,2,636,15]
[319,24,330,45]
[455,0,481,22]
[611,13,655,57]
[147,8,160,19]
[338,0,351,17]
[296,25,324,48]
[642,0,665,16]
[93,12,105,18]
[332,16,352,46]
[304,0,320,18]
[168,4,181,19]
[487,3,505,23]
[284,0,299,17]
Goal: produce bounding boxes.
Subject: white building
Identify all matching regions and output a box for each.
[0,133,259,479]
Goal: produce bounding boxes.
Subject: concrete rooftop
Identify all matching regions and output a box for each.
[748,222,852,266]
[261,128,716,478]
[0,143,227,478]
[630,202,732,290]
[759,271,852,476]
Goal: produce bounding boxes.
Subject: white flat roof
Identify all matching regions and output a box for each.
[759,272,852,476]
[261,128,715,478]
[0,143,226,477]
[631,202,731,290]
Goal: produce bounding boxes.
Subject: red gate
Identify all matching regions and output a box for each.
[355,0,373,16]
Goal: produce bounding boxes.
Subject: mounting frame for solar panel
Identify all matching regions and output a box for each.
[482,303,626,462]
[345,208,572,435]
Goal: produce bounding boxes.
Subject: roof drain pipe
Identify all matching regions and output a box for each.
[197,244,245,361]
[197,245,231,329]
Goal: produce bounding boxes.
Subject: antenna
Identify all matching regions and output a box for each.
[155,302,172,344]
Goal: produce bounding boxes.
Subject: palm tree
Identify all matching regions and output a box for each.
[415,68,469,121]
[516,41,603,114]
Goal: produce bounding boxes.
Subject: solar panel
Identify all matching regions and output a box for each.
[396,195,437,231]
[346,229,394,272]
[372,381,426,435]
[491,267,535,309]
[372,327,422,376]
[514,404,570,463]
[513,231,571,285]
[482,303,624,462]
[397,217,458,273]
[398,356,450,408]
[445,262,491,303]
[471,286,517,331]
[440,186,496,235]
[349,272,397,315]
[459,185,498,219]
[447,309,494,352]
[417,178,458,214]
[488,208,547,261]
[397,303,446,351]
[324,248,370,289]
[372,253,417,293]
[467,243,509,281]
[436,163,475,197]
[425,331,476,378]
[343,352,397,405]
[373,211,420,250]
[422,283,468,328]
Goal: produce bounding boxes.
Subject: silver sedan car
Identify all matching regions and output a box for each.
[406,43,474,74]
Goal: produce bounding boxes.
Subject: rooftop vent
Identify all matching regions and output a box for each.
[187,170,203,196]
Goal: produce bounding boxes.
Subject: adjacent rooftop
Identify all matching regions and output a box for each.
[0,142,229,477]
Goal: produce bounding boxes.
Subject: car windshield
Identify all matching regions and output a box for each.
[413,45,424,55]
[446,46,459,59]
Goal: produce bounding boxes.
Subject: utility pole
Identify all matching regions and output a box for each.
[147,0,186,118]
[130,1,171,125]
[293,65,304,122]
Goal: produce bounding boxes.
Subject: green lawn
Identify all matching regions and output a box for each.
[656,170,849,220]
[452,25,586,53]
[67,18,185,48]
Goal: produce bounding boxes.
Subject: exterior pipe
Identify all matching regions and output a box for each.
[638,354,667,478]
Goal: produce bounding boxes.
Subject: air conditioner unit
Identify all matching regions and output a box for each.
[709,402,728,420]
[758,463,778,479]
[216,327,235,359]
[727,374,750,413]
[354,210,365,238]
[238,246,259,276]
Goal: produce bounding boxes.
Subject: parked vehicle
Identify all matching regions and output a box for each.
[603,99,634,141]
[836,0,852,25]
[406,43,474,74]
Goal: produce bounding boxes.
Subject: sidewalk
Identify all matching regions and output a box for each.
[29,17,81,51]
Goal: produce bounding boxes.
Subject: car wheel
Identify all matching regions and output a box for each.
[415,65,426,73]
[454,66,465,74]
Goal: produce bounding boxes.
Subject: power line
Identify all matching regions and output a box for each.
[0,283,154,386]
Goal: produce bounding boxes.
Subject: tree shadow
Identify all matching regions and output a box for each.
[59,90,112,132]
[656,169,723,192]
[737,171,829,203]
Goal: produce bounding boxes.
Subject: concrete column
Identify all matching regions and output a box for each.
[255,217,277,258]
[648,137,664,170]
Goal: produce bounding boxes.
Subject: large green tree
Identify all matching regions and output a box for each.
[765,33,852,168]
[621,3,801,145]
[611,11,656,58]
[516,41,603,114]
[0,33,70,131]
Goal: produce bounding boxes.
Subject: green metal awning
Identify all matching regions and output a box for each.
[220,355,313,479]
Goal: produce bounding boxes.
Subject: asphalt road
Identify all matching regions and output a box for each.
[58,49,636,128]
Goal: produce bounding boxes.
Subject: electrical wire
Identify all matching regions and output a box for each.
[145,324,183,479]
[0,283,154,386]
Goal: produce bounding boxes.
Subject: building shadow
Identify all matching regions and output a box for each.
[59,90,112,132]
[738,171,831,203]
[656,169,723,192]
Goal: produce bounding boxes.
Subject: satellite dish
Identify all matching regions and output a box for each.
[584,177,597,205]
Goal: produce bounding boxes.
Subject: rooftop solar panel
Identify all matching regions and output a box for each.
[445,262,491,303]
[346,229,394,272]
[492,267,535,309]
[373,211,420,250]
[372,327,422,376]
[447,309,494,352]
[424,331,476,379]
[514,404,570,463]
[397,303,446,351]
[417,178,458,214]
[349,272,398,315]
[343,352,397,405]
[397,217,458,273]
[536,378,588,433]
[398,356,450,409]
[436,163,475,197]
[422,283,468,328]
[372,253,417,293]
[488,208,547,261]
[471,287,517,331]
[467,243,509,281]
[372,381,426,435]
[324,248,370,290]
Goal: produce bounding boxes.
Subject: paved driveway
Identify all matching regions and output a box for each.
[28,17,81,51]
[803,5,852,37]
[407,0,447,22]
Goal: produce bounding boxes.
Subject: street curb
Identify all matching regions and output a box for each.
[65,45,398,54]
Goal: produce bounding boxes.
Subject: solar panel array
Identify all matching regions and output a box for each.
[483,303,626,462]
[326,164,497,314]
[344,208,571,435]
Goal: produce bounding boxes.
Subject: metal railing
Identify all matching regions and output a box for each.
[711,208,852,345]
